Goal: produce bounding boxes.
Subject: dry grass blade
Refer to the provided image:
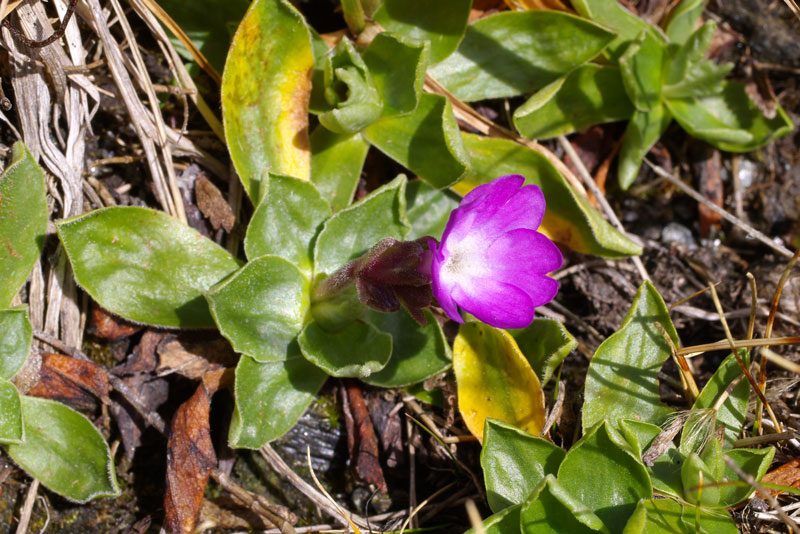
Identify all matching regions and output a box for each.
[707,283,783,433]
[136,0,221,84]
[465,499,487,534]
[655,322,699,402]
[677,336,800,356]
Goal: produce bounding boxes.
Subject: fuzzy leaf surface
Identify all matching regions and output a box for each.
[430,11,614,102]
[58,207,241,328]
[229,354,327,448]
[245,175,331,276]
[583,281,676,430]
[364,94,470,189]
[0,306,31,380]
[511,318,576,386]
[298,320,392,378]
[6,396,120,502]
[482,419,565,513]
[0,379,22,443]
[207,256,309,362]
[0,142,47,307]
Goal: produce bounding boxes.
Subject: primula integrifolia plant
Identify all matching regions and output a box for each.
[315,175,562,329]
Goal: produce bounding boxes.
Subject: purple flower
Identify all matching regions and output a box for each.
[428,175,562,329]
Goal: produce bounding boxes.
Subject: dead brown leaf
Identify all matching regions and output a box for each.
[156,332,238,380]
[27,352,110,410]
[762,457,800,496]
[343,380,388,493]
[89,303,143,340]
[164,381,217,534]
[195,175,235,232]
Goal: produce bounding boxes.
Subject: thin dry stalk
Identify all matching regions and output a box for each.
[556,135,650,283]
[260,445,370,530]
[14,479,39,534]
[464,500,487,534]
[644,159,793,258]
[667,283,718,310]
[757,248,800,433]
[746,273,758,340]
[211,469,296,534]
[724,455,800,534]
[707,283,783,432]
[677,336,800,356]
[655,322,699,402]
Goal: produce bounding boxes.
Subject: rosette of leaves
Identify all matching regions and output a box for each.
[471,282,774,534]
[503,0,793,189]
[0,143,120,503]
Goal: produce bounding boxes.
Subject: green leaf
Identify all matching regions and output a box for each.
[664,21,715,86]
[157,0,249,73]
[618,104,673,190]
[482,419,566,513]
[229,354,327,448]
[0,306,32,380]
[0,142,47,307]
[317,38,382,134]
[557,422,651,533]
[583,281,676,430]
[622,498,738,534]
[429,11,615,102]
[454,322,546,441]
[666,80,793,152]
[362,309,451,388]
[466,503,522,534]
[298,320,392,378]
[619,31,665,111]
[680,351,749,452]
[57,207,241,328]
[510,319,577,386]
[6,396,120,502]
[681,452,720,506]
[619,419,683,498]
[662,0,706,45]
[310,126,370,212]
[719,447,774,507]
[222,0,313,201]
[362,32,429,117]
[207,256,309,362]
[313,175,409,276]
[0,379,23,443]
[244,174,331,276]
[663,60,732,99]
[571,0,665,59]
[372,0,471,64]
[364,94,470,189]
[404,180,460,240]
[514,64,635,139]
[521,475,610,534]
[457,134,641,258]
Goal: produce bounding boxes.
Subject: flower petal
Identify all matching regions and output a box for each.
[488,228,563,275]
[479,184,547,239]
[451,276,535,329]
[444,175,525,244]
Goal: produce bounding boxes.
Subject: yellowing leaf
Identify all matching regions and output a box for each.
[454,322,545,441]
[504,0,571,12]
[222,0,313,202]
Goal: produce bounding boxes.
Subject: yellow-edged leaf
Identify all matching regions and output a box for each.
[454,322,545,442]
[222,0,313,202]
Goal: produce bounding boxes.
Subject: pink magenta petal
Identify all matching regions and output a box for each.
[451,277,535,329]
[479,185,547,239]
[488,228,563,275]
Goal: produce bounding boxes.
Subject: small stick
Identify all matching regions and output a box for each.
[557,135,650,283]
[667,283,718,311]
[645,159,793,258]
[464,500,486,534]
[723,456,800,534]
[14,479,39,534]
[746,273,758,340]
[211,469,296,534]
[734,430,797,447]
